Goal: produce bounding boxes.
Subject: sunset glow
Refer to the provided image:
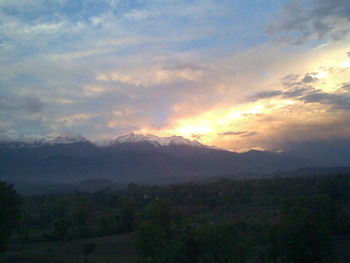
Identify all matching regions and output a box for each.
[1,0,350,152]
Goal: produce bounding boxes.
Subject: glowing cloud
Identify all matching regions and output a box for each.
[1,0,350,153]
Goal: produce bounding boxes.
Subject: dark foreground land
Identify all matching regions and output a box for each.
[2,173,350,262]
[3,234,136,263]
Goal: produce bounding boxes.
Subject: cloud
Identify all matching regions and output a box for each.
[249,90,283,101]
[55,113,98,128]
[22,97,45,113]
[249,70,350,111]
[248,73,319,102]
[302,73,317,83]
[281,72,319,88]
[0,95,45,113]
[1,0,350,154]
[269,0,350,44]
[220,131,257,137]
[300,91,350,110]
[340,82,350,90]
[283,87,312,98]
[190,134,202,139]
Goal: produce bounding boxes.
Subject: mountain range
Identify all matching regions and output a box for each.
[0,131,213,149]
[0,131,347,187]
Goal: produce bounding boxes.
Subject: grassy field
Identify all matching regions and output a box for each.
[3,232,350,263]
[3,234,137,263]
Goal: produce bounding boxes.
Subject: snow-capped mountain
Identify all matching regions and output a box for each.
[0,130,217,149]
[0,130,26,142]
[0,130,315,186]
[97,133,216,149]
[42,132,88,145]
[0,131,88,147]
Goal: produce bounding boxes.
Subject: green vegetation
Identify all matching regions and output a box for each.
[0,181,21,253]
[2,174,350,262]
[3,234,136,263]
[83,242,96,263]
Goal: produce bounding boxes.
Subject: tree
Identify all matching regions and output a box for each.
[254,223,281,263]
[194,224,250,263]
[114,204,135,232]
[83,242,95,263]
[72,202,88,227]
[135,199,251,263]
[135,199,190,263]
[52,217,71,241]
[279,196,335,263]
[0,181,22,253]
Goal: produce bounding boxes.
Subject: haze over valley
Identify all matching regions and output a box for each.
[1,131,350,194]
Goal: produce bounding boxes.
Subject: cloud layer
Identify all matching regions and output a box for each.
[269,0,350,43]
[1,0,350,153]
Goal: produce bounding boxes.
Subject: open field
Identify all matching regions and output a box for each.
[3,234,137,263]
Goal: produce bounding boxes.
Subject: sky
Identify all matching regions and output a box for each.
[1,0,350,152]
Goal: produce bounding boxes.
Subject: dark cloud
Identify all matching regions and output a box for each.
[282,74,299,83]
[281,74,302,88]
[347,51,350,57]
[300,92,330,103]
[248,78,316,102]
[240,132,257,137]
[22,97,45,113]
[340,82,350,90]
[0,95,45,113]
[221,131,246,136]
[0,98,15,111]
[281,73,318,88]
[191,134,202,139]
[302,73,317,83]
[269,0,350,44]
[300,91,350,110]
[248,90,282,101]
[220,131,257,137]
[249,73,350,110]
[283,87,312,98]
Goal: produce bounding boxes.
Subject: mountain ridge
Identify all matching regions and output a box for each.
[0,131,88,147]
[0,130,219,150]
[0,131,315,185]
[5,131,349,187]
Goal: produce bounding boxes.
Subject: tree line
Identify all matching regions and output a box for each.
[1,174,350,262]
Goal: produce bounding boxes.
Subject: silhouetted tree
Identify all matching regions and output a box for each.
[194,224,251,263]
[254,223,281,263]
[0,181,21,252]
[279,196,335,263]
[83,242,95,263]
[52,217,71,241]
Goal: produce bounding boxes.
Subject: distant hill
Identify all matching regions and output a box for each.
[215,166,350,181]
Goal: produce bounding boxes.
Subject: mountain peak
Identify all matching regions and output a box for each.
[103,133,215,149]
[0,130,219,150]
[0,130,88,146]
[43,132,88,145]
